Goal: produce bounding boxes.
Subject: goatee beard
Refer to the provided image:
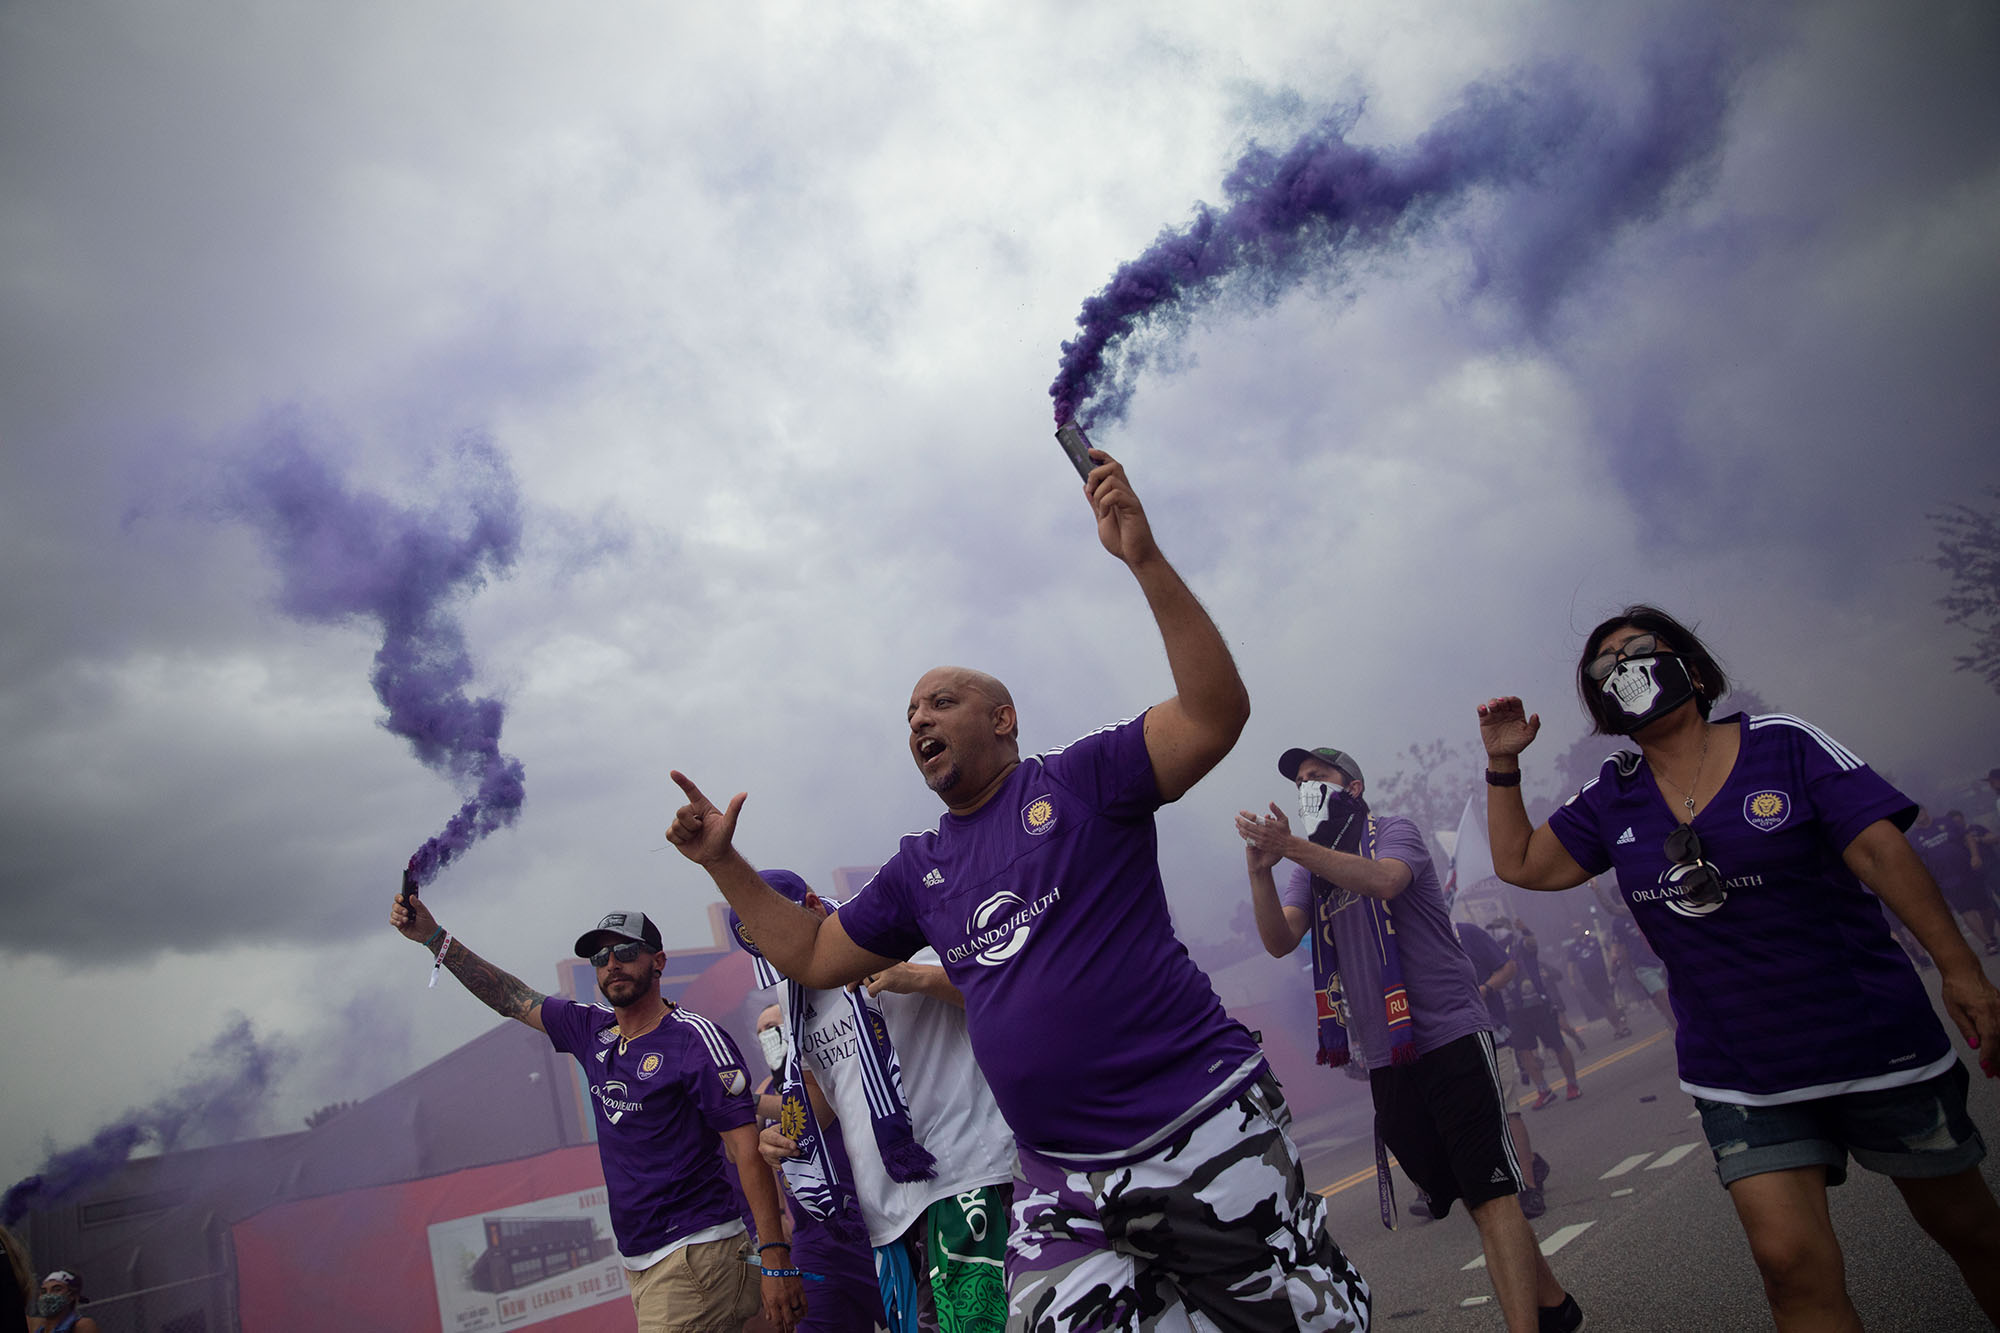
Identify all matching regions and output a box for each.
[599,977,645,1008]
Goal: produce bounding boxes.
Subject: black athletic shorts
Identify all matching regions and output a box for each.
[1370,1031,1522,1220]
[1508,1002,1564,1054]
[1940,878,1993,914]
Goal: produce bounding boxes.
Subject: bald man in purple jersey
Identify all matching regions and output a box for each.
[668,449,1369,1332]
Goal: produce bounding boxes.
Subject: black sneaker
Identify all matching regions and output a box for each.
[1538,1292,1582,1333]
[1407,1191,1434,1222]
[1533,1153,1550,1188]
[1518,1186,1546,1220]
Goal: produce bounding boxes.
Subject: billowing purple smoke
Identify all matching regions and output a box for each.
[1050,46,1736,427]
[232,427,526,886]
[2,1018,293,1225]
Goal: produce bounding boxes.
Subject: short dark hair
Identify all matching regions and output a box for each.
[1577,605,1728,736]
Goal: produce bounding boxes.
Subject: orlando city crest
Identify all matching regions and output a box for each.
[1021,795,1058,836]
[1743,790,1790,832]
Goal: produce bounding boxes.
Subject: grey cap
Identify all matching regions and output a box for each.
[573,910,664,958]
[1278,746,1363,785]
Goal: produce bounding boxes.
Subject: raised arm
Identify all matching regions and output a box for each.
[1237,803,1310,956]
[1478,696,1592,893]
[1084,450,1250,803]
[1844,820,2000,1078]
[390,889,546,1032]
[665,772,901,989]
[1238,802,1414,903]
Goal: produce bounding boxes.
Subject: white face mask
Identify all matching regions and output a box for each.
[1297,780,1335,830]
[757,1027,786,1074]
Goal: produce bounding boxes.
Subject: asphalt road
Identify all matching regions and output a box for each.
[1286,960,2000,1332]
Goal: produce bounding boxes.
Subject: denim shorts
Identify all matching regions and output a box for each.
[1694,1061,1985,1188]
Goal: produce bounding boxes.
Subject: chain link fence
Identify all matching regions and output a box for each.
[46,1273,227,1333]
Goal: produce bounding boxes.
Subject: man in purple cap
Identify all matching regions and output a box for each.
[667,451,1369,1332]
[1237,745,1580,1333]
[390,893,803,1333]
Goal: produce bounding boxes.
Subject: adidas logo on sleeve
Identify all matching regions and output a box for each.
[1616,827,1636,845]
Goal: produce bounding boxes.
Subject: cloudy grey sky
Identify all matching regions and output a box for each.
[4,0,1996,1187]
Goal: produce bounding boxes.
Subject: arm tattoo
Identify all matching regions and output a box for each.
[445,941,545,1021]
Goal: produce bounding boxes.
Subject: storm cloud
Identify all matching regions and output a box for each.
[3,0,1995,1189]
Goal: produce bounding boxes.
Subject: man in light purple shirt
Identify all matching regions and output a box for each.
[667,450,1369,1332]
[1238,746,1579,1333]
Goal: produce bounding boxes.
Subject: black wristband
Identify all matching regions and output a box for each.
[758,1242,791,1252]
[1484,768,1522,787]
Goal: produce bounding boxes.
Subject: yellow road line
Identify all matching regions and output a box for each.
[1314,1028,1673,1198]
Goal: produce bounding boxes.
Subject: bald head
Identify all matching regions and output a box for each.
[915,666,1016,738]
[908,665,1023,810]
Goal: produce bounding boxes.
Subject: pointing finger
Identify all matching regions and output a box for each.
[669,769,709,808]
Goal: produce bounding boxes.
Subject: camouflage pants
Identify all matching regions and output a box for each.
[1006,1072,1370,1333]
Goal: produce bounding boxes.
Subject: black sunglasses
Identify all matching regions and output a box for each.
[1664,824,1726,908]
[1586,632,1663,683]
[589,940,654,968]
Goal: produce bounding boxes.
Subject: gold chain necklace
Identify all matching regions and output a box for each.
[1654,724,1711,819]
[617,1005,670,1055]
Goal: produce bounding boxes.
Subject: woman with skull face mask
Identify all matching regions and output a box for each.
[1476,604,2000,1331]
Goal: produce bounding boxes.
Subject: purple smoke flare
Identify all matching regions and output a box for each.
[230,426,526,887]
[3,1018,293,1225]
[1050,47,1735,427]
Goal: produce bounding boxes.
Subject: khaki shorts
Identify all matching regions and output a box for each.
[625,1231,761,1333]
[1493,1039,1526,1100]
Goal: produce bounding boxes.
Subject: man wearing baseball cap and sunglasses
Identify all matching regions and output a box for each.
[391,893,805,1332]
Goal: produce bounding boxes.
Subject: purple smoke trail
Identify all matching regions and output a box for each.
[1050,45,1736,427]
[231,426,526,886]
[3,1018,293,1225]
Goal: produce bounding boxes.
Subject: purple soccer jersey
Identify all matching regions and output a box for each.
[1547,712,1947,1104]
[836,715,1265,1164]
[1279,814,1490,1069]
[1910,821,1975,893]
[542,997,757,1257]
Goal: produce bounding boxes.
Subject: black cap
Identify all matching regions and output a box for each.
[573,910,664,959]
[1278,746,1363,785]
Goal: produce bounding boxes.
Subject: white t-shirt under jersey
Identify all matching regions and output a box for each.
[780,947,1016,1247]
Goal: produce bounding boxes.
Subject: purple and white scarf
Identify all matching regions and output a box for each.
[776,977,868,1242]
[739,919,937,1216]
